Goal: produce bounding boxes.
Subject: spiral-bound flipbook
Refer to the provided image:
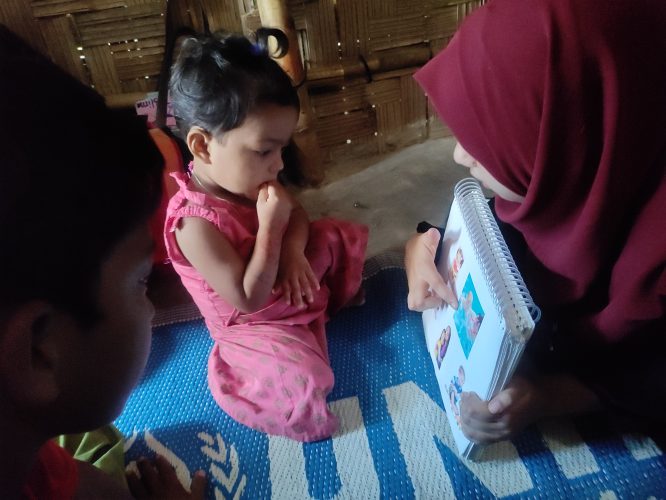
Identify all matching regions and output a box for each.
[422,178,540,460]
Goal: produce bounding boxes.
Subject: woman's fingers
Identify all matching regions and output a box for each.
[405,229,459,311]
[425,269,458,309]
[406,259,457,311]
[407,287,441,311]
[458,385,535,444]
[487,389,513,414]
[459,392,510,443]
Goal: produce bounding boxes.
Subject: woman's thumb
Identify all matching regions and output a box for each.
[424,227,441,250]
[488,392,510,414]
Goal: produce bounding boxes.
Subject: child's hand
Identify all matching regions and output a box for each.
[256,181,292,235]
[273,249,320,308]
[126,455,207,500]
[458,376,543,444]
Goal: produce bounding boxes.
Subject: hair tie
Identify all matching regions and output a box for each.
[250,43,263,56]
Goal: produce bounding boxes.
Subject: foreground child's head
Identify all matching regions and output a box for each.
[169,29,300,201]
[0,25,163,438]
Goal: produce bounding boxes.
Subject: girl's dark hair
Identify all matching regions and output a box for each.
[0,25,164,324]
[169,28,300,137]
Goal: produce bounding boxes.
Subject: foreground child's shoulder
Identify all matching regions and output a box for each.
[21,441,78,498]
[22,441,132,499]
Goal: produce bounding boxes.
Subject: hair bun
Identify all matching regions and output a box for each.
[254,28,289,58]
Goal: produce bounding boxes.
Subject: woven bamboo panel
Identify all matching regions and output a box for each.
[0,0,483,166]
[300,0,338,66]
[0,0,245,106]
[334,0,368,58]
[300,0,483,163]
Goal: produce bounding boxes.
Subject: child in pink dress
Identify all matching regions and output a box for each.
[163,29,367,442]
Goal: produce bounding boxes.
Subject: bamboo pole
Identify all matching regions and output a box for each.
[256,0,324,185]
[306,45,432,85]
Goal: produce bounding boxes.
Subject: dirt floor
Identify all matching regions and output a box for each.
[297,136,467,257]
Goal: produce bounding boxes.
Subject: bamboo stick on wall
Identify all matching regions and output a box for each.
[306,45,431,85]
[256,0,324,185]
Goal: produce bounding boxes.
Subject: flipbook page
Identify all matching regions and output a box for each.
[422,198,506,456]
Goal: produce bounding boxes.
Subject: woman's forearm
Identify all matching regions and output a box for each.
[538,374,602,418]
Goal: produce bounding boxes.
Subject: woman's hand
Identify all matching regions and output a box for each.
[458,373,600,444]
[273,248,319,308]
[127,455,207,500]
[405,228,458,311]
[458,376,545,444]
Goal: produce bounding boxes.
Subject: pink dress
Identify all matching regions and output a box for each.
[164,172,368,441]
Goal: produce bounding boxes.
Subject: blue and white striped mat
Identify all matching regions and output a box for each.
[116,257,666,499]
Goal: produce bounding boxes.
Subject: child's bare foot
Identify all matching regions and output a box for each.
[346,286,365,307]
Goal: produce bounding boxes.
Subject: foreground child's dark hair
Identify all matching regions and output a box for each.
[0,25,164,324]
[169,28,300,138]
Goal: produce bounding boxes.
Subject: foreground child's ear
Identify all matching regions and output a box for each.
[186,127,212,164]
[0,301,61,406]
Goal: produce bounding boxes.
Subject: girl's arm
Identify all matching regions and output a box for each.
[175,183,291,313]
[273,194,320,308]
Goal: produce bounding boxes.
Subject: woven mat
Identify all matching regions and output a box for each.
[115,254,666,499]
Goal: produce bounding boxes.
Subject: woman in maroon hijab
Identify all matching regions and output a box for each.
[406,0,665,444]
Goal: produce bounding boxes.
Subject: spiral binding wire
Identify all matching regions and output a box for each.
[454,178,541,342]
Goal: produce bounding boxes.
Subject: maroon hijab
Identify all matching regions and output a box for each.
[415,0,665,343]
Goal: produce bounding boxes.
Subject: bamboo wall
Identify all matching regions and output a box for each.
[0,0,484,177]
